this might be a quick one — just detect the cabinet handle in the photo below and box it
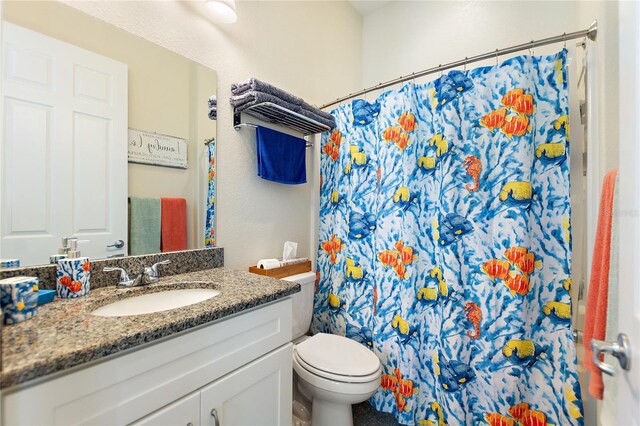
[211,408,220,426]
[187,423,194,426]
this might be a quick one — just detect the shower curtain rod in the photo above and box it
[320,21,597,110]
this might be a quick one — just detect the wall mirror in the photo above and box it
[0,1,217,267]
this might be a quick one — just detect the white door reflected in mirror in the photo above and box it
[1,22,128,266]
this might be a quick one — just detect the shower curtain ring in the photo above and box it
[439,65,443,77]
[495,50,499,66]
[412,72,416,85]
[529,40,534,56]
[563,32,567,49]
[464,57,468,71]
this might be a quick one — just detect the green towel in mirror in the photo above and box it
[129,197,161,255]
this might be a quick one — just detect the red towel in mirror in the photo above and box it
[161,198,187,252]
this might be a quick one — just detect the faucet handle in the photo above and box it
[103,267,136,287]
[147,260,171,279]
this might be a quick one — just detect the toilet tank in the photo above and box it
[282,271,316,340]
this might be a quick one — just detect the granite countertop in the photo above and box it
[1,268,300,389]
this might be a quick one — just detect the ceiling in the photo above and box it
[348,0,395,16]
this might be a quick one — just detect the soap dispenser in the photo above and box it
[50,237,73,264]
[56,239,91,298]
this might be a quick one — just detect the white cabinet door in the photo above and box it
[131,391,200,426]
[1,21,127,265]
[200,344,292,426]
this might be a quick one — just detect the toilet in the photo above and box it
[283,272,382,426]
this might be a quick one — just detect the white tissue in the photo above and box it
[283,241,298,261]
[280,258,308,266]
[257,258,281,270]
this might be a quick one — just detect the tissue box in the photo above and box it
[249,260,311,279]
[0,276,39,324]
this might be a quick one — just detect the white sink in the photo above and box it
[91,288,221,317]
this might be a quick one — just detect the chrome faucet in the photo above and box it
[103,260,172,288]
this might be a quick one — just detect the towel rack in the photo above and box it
[234,120,313,148]
[233,102,330,136]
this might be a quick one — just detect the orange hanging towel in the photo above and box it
[160,197,187,252]
[583,168,618,399]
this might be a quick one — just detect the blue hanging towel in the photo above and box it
[256,126,306,184]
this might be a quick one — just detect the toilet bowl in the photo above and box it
[283,273,382,426]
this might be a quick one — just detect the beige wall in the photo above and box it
[59,1,363,269]
[4,1,217,251]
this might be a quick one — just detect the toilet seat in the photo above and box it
[293,354,381,397]
[294,352,381,383]
[293,333,381,384]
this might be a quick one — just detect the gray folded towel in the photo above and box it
[208,95,217,120]
[299,100,334,122]
[230,91,335,128]
[231,78,335,123]
[231,78,305,106]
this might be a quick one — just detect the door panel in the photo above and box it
[73,112,109,232]
[201,344,292,426]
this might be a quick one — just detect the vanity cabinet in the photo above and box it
[132,344,291,426]
[2,298,293,426]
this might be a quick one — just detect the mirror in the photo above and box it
[0,1,217,267]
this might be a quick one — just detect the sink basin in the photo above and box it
[91,288,221,317]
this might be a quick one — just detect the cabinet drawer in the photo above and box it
[3,298,292,425]
[131,392,200,426]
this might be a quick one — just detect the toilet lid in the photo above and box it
[294,333,380,377]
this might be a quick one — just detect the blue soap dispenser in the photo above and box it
[56,239,91,298]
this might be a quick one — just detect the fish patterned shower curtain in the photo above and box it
[204,139,216,247]
[311,50,583,425]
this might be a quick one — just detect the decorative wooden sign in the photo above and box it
[128,129,188,169]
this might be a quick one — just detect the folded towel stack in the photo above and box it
[208,95,217,120]
[230,78,335,129]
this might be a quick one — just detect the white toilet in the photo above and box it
[283,272,382,426]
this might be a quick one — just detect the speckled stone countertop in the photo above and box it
[1,268,300,389]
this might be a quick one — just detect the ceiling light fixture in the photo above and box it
[205,0,237,24]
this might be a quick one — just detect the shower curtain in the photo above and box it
[204,140,216,247]
[311,50,583,425]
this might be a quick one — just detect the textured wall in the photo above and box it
[63,0,363,269]
[361,1,585,85]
